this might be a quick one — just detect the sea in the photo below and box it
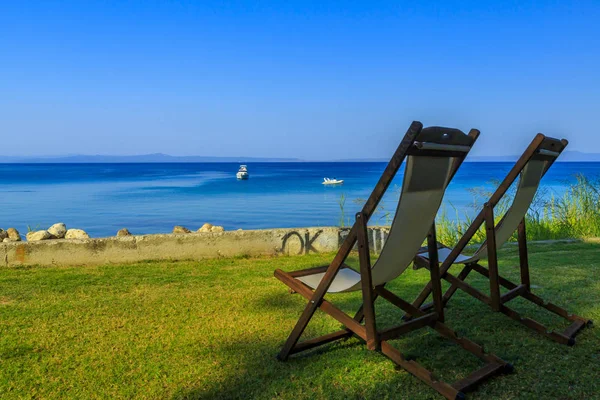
[1,162,598,238]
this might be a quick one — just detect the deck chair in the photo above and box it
[410,133,593,346]
[274,121,512,400]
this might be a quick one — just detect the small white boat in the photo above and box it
[322,177,343,185]
[236,165,249,180]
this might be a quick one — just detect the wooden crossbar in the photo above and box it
[289,329,353,355]
[500,284,527,304]
[453,363,506,393]
[563,320,587,338]
[378,312,438,341]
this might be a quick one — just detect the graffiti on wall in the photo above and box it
[280,230,323,255]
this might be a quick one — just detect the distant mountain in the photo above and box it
[0,153,302,163]
[337,151,600,163]
[468,151,600,162]
[334,158,390,162]
[545,151,600,162]
[1,150,599,163]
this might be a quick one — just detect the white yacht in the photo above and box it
[236,165,249,180]
[322,177,343,185]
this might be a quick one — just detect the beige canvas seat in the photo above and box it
[410,134,592,346]
[298,146,465,293]
[274,121,511,400]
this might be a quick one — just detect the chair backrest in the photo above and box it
[472,137,566,261]
[370,127,476,287]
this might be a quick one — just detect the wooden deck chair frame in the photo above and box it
[409,133,593,346]
[274,121,512,400]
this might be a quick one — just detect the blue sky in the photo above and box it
[1,1,599,160]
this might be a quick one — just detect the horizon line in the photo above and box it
[0,150,599,163]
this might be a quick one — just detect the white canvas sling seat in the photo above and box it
[274,122,513,400]
[410,134,593,347]
[298,139,469,293]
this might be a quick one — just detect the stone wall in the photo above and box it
[0,226,391,268]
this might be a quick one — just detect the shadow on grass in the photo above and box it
[175,282,510,399]
[171,332,489,400]
[174,298,599,399]
[176,243,599,399]
[171,336,365,400]
[0,344,35,360]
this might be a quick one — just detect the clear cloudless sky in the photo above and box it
[1,1,599,160]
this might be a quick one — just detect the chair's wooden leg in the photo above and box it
[291,299,376,356]
[275,258,348,360]
[357,212,379,350]
[484,204,501,312]
[427,223,445,322]
[277,295,325,360]
[517,218,531,290]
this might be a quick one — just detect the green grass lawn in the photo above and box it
[1,241,599,399]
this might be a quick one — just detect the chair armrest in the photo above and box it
[416,241,447,255]
[288,263,353,278]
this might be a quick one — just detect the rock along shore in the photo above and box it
[1,222,228,243]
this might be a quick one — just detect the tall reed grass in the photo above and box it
[437,174,600,246]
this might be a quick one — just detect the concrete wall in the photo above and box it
[0,227,392,268]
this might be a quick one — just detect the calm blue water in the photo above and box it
[0,162,598,238]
